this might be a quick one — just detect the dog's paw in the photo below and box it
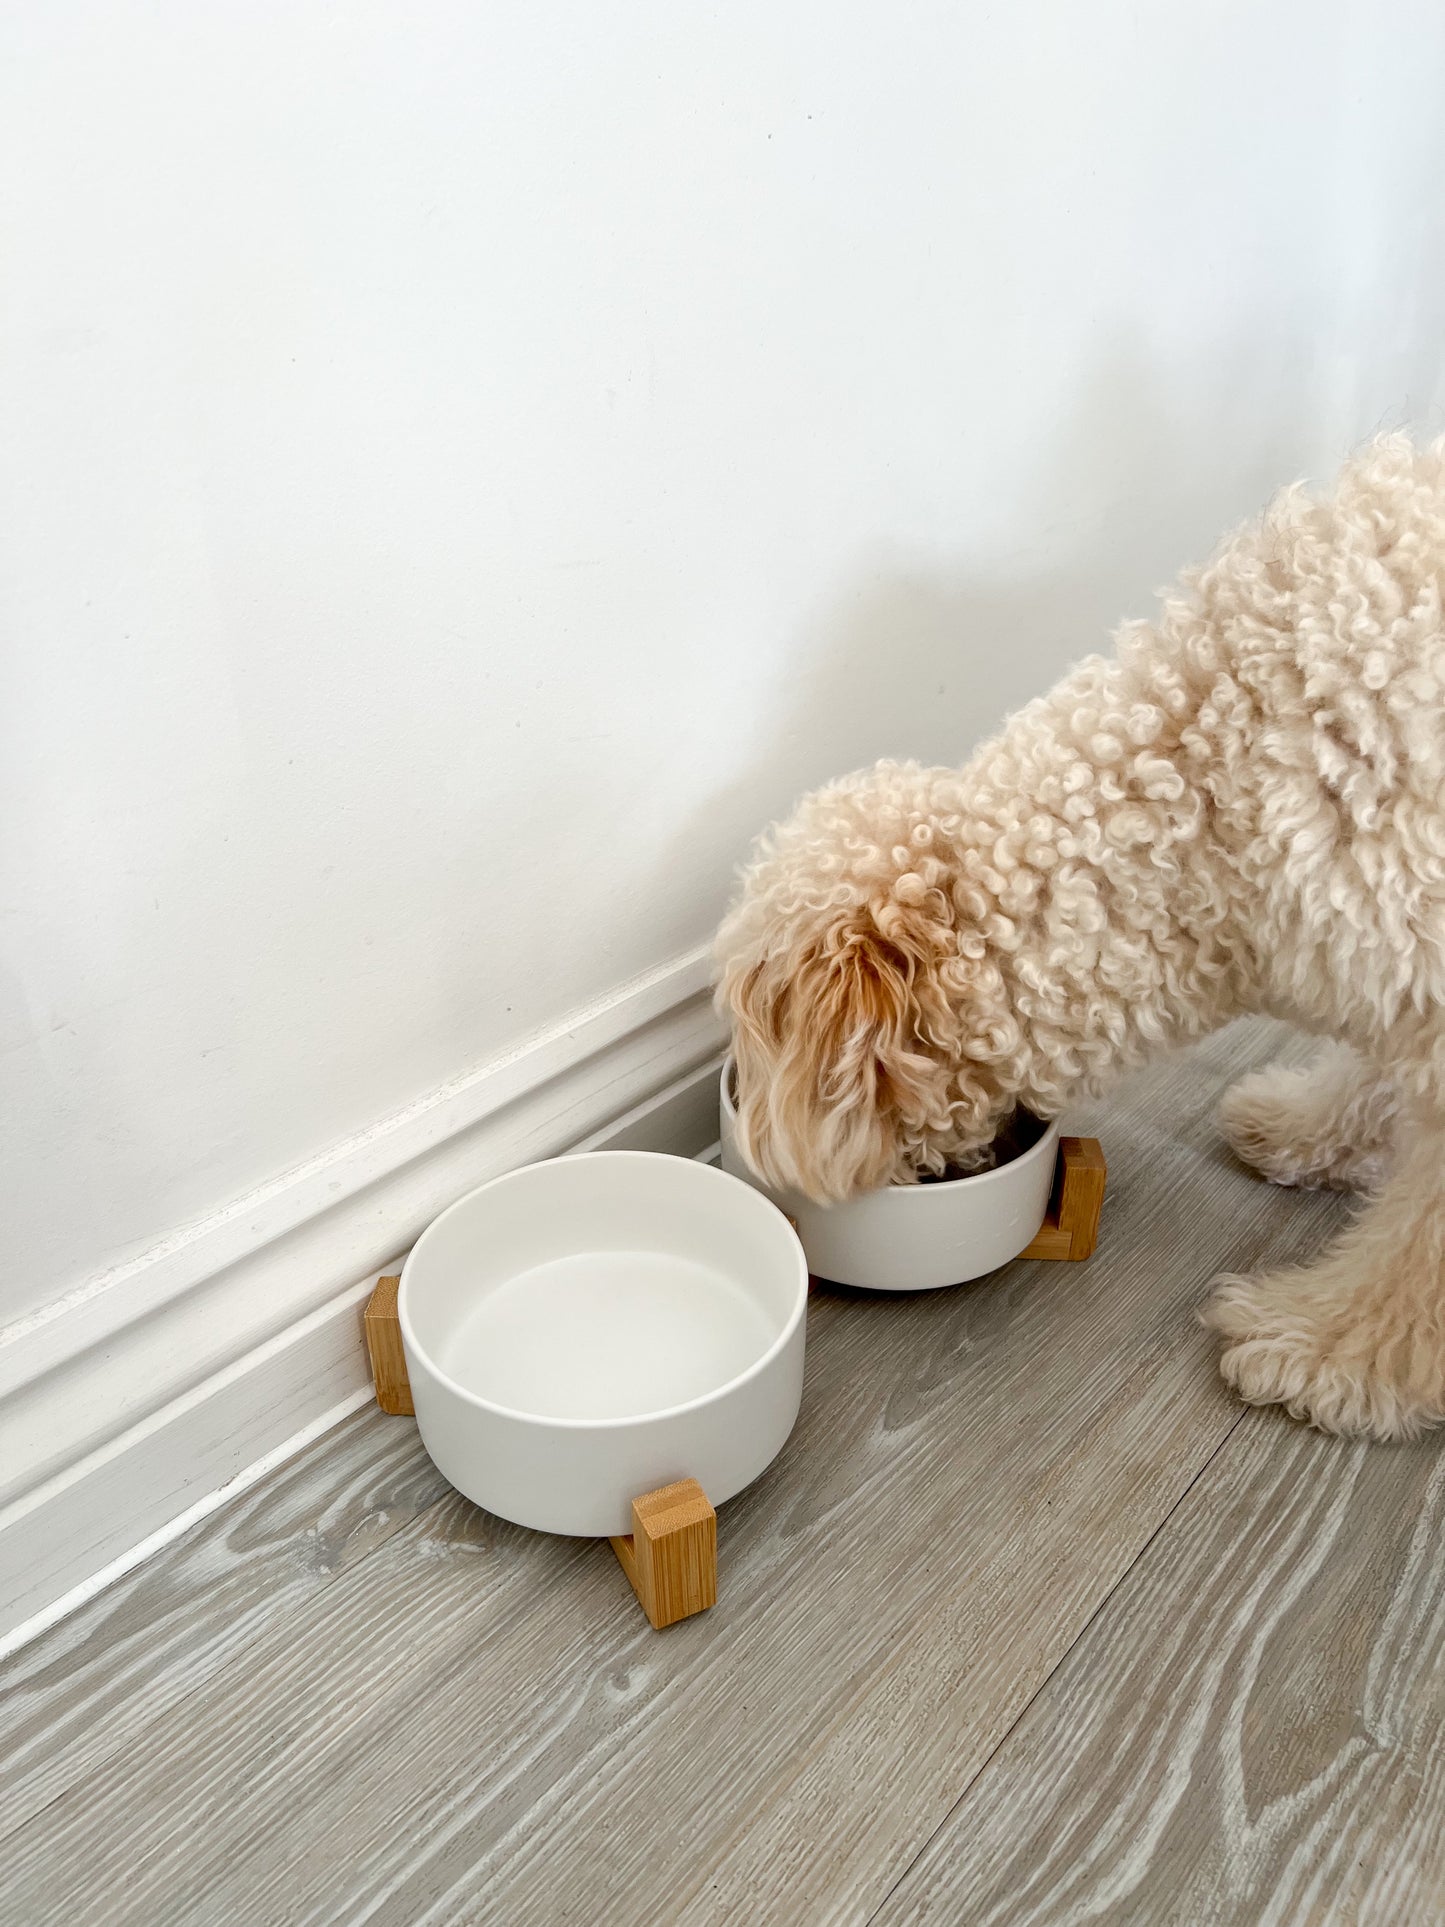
[1204,1270,1443,1441]
[1218,1065,1388,1194]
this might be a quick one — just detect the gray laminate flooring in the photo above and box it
[5,1022,1443,1926]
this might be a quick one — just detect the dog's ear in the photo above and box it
[725,903,955,1201]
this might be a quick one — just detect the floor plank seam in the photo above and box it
[0,1434,456,1853]
[862,1404,1253,1926]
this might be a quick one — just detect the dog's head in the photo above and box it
[715,762,1009,1201]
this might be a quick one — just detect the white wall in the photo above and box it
[4,0,1444,1326]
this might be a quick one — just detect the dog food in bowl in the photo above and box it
[918,1108,1048,1181]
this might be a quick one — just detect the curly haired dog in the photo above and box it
[716,434,1445,1441]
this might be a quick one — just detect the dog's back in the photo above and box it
[1172,435,1445,1045]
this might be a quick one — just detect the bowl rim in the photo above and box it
[719,1054,1060,1195]
[397,1149,809,1432]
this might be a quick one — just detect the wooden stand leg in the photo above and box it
[364,1275,414,1415]
[610,1480,717,1630]
[1020,1137,1107,1261]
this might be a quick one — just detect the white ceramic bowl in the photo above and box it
[398,1150,808,1537]
[720,1059,1060,1291]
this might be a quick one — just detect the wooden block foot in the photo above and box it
[364,1274,414,1415]
[1021,1136,1107,1262]
[610,1479,717,1629]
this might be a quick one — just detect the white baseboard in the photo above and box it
[0,949,726,1653]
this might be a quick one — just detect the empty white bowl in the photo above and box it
[720,1059,1060,1291]
[398,1150,808,1536]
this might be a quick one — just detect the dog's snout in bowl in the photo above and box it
[719,1057,1059,1291]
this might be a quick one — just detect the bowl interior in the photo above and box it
[401,1152,804,1425]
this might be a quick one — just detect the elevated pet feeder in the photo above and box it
[365,1151,807,1628]
[365,1107,1106,1629]
[719,1058,1105,1289]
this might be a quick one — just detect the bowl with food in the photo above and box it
[719,1057,1063,1290]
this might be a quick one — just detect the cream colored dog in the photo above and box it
[717,435,1445,1441]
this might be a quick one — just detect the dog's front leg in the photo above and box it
[1218,1041,1398,1194]
[1204,1113,1445,1440]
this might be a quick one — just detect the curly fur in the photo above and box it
[1216,1043,1399,1196]
[716,434,1445,1439]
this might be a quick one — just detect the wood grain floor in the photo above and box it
[5,1022,1441,1927]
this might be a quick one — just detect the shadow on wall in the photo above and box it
[665,331,1434,939]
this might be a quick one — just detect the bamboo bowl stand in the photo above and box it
[364,1134,1105,1630]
